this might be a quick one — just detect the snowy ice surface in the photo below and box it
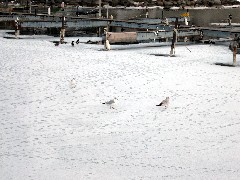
[0,30,240,180]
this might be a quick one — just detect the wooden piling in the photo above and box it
[14,17,20,39]
[60,16,65,44]
[233,46,237,65]
[170,18,179,56]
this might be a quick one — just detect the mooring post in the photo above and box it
[170,18,178,56]
[233,33,239,65]
[146,6,149,18]
[14,17,20,39]
[98,0,102,37]
[106,3,109,18]
[228,14,232,26]
[60,16,65,44]
[48,6,51,15]
[104,28,107,49]
[99,0,102,18]
[29,0,31,13]
[233,46,237,65]
[104,27,111,50]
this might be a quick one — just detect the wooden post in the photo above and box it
[60,16,65,44]
[5,0,8,7]
[146,6,149,18]
[29,0,31,13]
[99,0,102,18]
[228,14,232,26]
[14,17,20,39]
[233,33,238,65]
[98,0,102,36]
[233,46,237,65]
[106,4,109,19]
[170,19,178,56]
[104,28,107,49]
[48,7,51,15]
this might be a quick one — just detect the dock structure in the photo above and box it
[200,27,240,39]
[104,28,200,44]
[0,13,190,31]
[0,12,199,41]
[2,12,240,43]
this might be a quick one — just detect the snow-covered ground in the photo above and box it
[0,30,240,180]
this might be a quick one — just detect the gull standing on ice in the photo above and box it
[156,97,169,107]
[102,97,118,109]
[69,78,76,89]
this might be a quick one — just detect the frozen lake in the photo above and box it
[1,30,240,180]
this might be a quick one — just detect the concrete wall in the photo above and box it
[107,7,240,26]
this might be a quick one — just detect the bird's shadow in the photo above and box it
[151,53,177,57]
[214,62,239,67]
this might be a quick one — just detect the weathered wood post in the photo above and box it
[233,34,239,66]
[48,6,51,15]
[98,0,102,37]
[228,14,232,26]
[233,46,237,65]
[146,6,149,18]
[106,3,109,19]
[104,28,111,50]
[99,0,102,18]
[60,16,65,44]
[5,0,8,7]
[28,0,32,13]
[170,18,178,56]
[14,17,20,39]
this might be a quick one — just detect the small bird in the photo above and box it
[102,97,118,109]
[156,97,169,107]
[69,78,76,89]
[76,39,80,44]
[71,41,74,47]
